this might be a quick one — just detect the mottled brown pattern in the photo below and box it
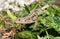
[15,4,49,24]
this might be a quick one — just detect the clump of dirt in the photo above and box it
[0,27,17,39]
[53,0,60,6]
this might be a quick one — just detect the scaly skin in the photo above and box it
[15,4,49,24]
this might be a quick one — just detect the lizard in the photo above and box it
[15,4,49,24]
[15,0,56,24]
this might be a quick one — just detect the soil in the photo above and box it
[53,0,60,6]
